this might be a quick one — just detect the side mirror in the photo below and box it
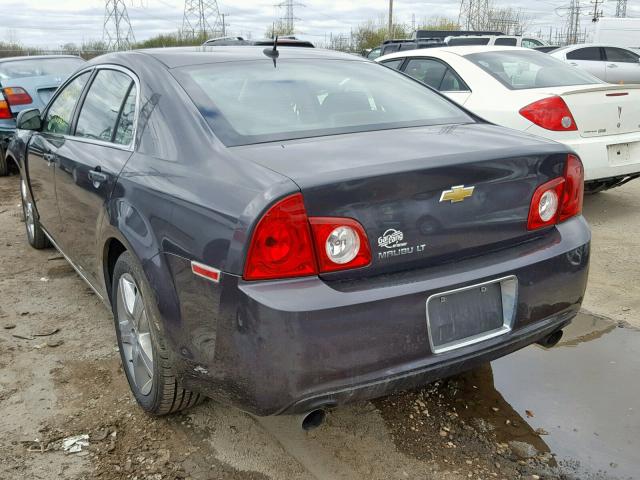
[16,108,42,131]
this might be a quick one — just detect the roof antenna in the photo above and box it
[263,35,279,67]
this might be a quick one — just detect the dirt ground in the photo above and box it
[0,173,638,480]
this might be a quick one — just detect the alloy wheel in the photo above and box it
[116,273,154,396]
[21,180,35,240]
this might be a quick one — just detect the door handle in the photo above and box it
[88,169,108,185]
[43,153,56,166]
[607,63,618,68]
[569,62,578,67]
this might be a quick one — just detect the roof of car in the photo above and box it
[123,46,361,68]
[377,45,532,61]
[0,55,84,63]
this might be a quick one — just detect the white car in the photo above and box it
[550,44,640,85]
[377,46,640,191]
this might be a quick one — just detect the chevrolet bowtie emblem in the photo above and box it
[440,185,475,203]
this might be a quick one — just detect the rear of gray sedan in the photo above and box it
[162,50,591,416]
[0,55,84,171]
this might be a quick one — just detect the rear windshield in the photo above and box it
[0,58,85,81]
[174,59,474,146]
[466,50,601,90]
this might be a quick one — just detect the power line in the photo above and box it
[182,0,221,38]
[103,0,136,51]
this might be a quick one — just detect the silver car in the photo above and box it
[551,44,640,84]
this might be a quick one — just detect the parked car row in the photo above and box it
[0,44,592,427]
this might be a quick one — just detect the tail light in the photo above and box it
[519,96,577,132]
[244,193,371,281]
[2,87,32,106]
[309,218,371,273]
[0,98,11,119]
[527,154,584,231]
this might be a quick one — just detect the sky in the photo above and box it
[1,0,638,48]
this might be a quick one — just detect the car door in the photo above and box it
[26,71,92,240]
[603,47,640,84]
[565,47,606,80]
[402,57,472,105]
[54,67,137,285]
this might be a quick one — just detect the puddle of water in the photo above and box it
[487,312,640,479]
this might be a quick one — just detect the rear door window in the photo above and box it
[380,59,404,70]
[43,72,91,135]
[75,69,135,145]
[604,47,639,63]
[566,47,603,61]
[403,58,469,92]
[522,38,543,48]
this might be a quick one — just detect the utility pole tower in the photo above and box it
[276,0,304,34]
[103,0,136,51]
[182,0,222,39]
[565,0,581,45]
[591,0,604,22]
[458,0,491,31]
[616,0,628,17]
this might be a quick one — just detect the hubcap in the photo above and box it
[21,180,35,239]
[116,273,154,396]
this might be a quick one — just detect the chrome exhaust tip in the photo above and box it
[300,409,326,431]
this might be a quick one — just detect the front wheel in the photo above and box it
[111,251,202,415]
[20,178,49,249]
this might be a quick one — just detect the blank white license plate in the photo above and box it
[608,143,637,166]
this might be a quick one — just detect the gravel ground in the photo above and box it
[0,173,638,480]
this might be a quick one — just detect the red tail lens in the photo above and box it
[309,218,371,273]
[559,154,584,222]
[0,99,11,119]
[3,87,32,106]
[519,96,577,131]
[244,193,318,281]
[527,154,584,231]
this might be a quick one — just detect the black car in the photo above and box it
[8,46,590,425]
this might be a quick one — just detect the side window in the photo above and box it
[381,59,404,70]
[43,72,91,135]
[567,47,602,61]
[522,38,542,48]
[75,69,134,144]
[495,37,517,46]
[114,87,136,146]
[404,58,447,89]
[440,68,469,92]
[604,47,639,63]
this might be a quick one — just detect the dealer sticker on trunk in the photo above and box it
[377,229,426,260]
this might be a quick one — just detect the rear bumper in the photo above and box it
[165,217,590,416]
[563,131,640,181]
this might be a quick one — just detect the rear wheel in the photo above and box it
[111,251,202,415]
[20,178,49,249]
[0,148,8,177]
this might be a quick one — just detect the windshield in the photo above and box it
[0,58,85,82]
[175,59,474,146]
[466,50,601,90]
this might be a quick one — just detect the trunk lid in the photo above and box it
[557,84,640,138]
[234,124,569,277]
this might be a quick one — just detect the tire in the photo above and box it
[20,178,50,249]
[0,148,8,177]
[111,251,202,415]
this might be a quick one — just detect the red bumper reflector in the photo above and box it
[191,261,220,283]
